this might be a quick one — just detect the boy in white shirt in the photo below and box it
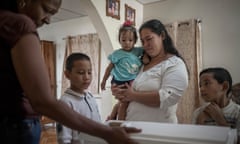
[57,53,101,144]
[192,67,240,144]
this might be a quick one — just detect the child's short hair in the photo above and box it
[200,67,232,95]
[65,53,90,71]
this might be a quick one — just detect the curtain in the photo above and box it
[61,33,100,95]
[165,23,176,46]
[196,20,203,107]
[165,19,202,124]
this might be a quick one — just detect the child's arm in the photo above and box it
[106,102,120,121]
[101,63,114,90]
[117,102,129,120]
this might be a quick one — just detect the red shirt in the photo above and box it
[0,10,40,119]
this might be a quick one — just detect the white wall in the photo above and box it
[143,0,240,83]
[91,0,143,50]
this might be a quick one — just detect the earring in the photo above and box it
[19,1,26,8]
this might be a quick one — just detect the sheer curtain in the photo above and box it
[165,19,202,123]
[61,33,100,95]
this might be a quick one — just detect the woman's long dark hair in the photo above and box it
[139,19,189,76]
[139,19,182,59]
[0,0,18,12]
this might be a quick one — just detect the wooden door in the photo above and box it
[40,40,56,127]
[41,40,56,97]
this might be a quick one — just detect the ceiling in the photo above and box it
[51,0,87,23]
[51,0,165,23]
[136,0,165,4]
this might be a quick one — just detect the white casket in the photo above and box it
[79,120,237,144]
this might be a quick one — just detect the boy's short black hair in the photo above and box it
[200,67,232,95]
[65,53,90,71]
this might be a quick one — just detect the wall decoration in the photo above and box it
[125,4,136,25]
[106,0,120,20]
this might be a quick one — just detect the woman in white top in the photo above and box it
[112,19,189,123]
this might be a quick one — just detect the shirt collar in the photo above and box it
[64,88,87,98]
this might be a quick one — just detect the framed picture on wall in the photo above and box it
[106,0,120,20]
[125,4,136,25]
